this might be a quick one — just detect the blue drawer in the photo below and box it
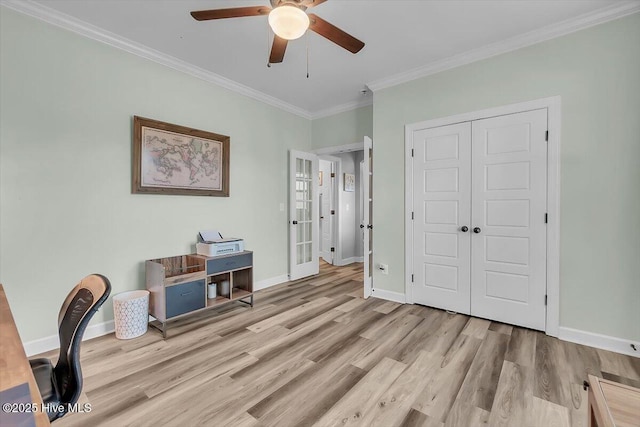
[206,252,252,275]
[165,279,205,318]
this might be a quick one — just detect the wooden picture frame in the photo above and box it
[132,116,229,197]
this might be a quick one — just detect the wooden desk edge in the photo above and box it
[0,284,51,426]
[587,374,640,427]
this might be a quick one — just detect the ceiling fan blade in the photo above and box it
[269,36,288,63]
[191,7,271,21]
[301,0,328,8]
[307,14,364,54]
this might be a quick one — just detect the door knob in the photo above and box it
[473,227,481,233]
[292,220,298,225]
[367,224,373,230]
[460,226,469,232]
[360,224,365,229]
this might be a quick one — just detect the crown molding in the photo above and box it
[0,0,314,120]
[310,97,373,120]
[367,2,640,92]
[4,1,638,118]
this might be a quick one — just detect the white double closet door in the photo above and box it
[412,109,548,331]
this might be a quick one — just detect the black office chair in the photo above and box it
[29,274,111,422]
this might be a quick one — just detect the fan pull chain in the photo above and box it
[306,31,309,78]
[267,20,271,68]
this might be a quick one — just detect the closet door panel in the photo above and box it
[412,122,471,314]
[470,109,548,331]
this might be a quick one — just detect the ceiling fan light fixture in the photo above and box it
[268,5,309,40]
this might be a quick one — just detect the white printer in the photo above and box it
[196,230,244,257]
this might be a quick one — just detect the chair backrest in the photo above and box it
[54,274,111,407]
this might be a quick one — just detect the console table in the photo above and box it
[146,251,253,338]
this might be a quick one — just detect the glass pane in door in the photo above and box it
[294,159,313,266]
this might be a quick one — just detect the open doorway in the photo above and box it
[313,138,373,297]
[318,151,364,267]
[289,139,372,296]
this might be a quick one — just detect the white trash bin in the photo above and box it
[113,290,149,339]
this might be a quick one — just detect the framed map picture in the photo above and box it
[132,116,230,197]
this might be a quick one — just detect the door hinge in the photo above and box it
[411,212,414,220]
[331,210,335,215]
[545,295,548,306]
[545,130,549,141]
[330,247,335,252]
[545,213,548,223]
[330,172,335,178]
[411,149,414,157]
[411,274,414,283]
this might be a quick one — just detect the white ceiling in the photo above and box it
[8,0,640,117]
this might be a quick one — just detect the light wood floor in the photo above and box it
[40,262,640,427]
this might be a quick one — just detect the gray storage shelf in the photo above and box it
[146,251,253,338]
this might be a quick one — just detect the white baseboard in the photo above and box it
[24,320,115,357]
[371,288,406,304]
[254,274,289,291]
[335,257,364,267]
[24,274,290,356]
[558,326,640,358]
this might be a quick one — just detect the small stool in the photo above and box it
[113,290,149,339]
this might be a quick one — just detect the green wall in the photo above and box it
[2,6,638,345]
[312,105,373,149]
[0,8,311,342]
[372,13,640,340]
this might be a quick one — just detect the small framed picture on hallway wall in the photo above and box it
[344,173,355,192]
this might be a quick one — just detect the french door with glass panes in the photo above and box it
[289,150,319,280]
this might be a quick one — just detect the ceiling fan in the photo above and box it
[190,0,365,64]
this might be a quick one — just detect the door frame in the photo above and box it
[404,96,561,337]
[318,155,341,265]
[289,150,320,281]
[314,144,360,267]
[314,141,371,294]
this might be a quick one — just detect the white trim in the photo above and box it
[363,136,373,299]
[367,4,640,92]
[335,256,364,266]
[405,124,415,305]
[311,98,373,120]
[23,273,291,356]
[559,327,640,359]
[371,288,406,304]
[3,1,637,119]
[319,155,342,266]
[0,0,312,120]
[404,96,561,337]
[254,274,289,292]
[24,319,115,357]
[313,142,365,155]
[545,98,562,337]
[334,159,343,266]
